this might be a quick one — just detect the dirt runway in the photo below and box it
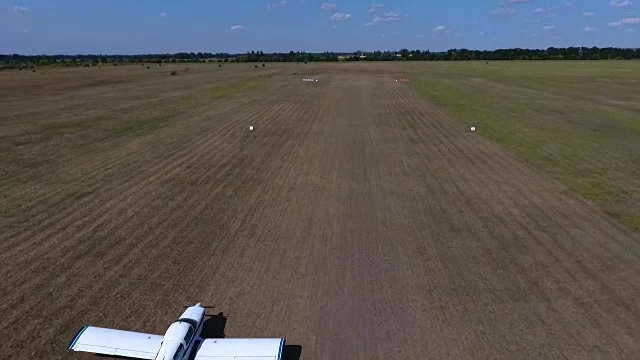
[1,64,640,359]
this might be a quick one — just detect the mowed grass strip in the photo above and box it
[207,80,263,99]
[110,80,265,136]
[409,61,640,232]
[0,65,268,221]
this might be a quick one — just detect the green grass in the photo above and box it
[111,79,265,136]
[207,80,263,100]
[111,118,161,135]
[409,61,640,232]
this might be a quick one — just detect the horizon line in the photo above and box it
[3,46,640,57]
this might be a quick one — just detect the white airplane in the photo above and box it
[68,303,285,360]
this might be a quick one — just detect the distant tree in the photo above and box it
[1,47,640,70]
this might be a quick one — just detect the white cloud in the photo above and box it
[491,7,515,15]
[610,0,632,8]
[364,10,402,26]
[606,15,639,28]
[382,12,401,21]
[433,25,445,31]
[583,12,595,17]
[321,3,336,11]
[159,12,167,18]
[11,5,28,12]
[533,7,546,13]
[510,0,532,2]
[331,12,351,20]
[230,25,244,30]
[564,2,575,7]
[479,31,485,35]
[547,13,557,17]
[267,0,288,10]
[584,26,596,31]
[543,24,555,30]
[368,3,383,13]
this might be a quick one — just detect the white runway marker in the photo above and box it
[470,126,476,132]
[249,126,254,131]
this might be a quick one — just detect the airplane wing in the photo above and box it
[68,326,163,359]
[194,338,285,360]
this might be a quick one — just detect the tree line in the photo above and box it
[2,47,639,70]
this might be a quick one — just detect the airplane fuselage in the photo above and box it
[153,303,206,360]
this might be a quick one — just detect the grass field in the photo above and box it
[1,62,640,359]
[407,61,640,231]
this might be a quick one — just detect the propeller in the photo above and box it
[182,304,215,308]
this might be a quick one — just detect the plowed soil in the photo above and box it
[2,63,640,359]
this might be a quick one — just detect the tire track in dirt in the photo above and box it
[1,69,280,216]
[0,90,292,318]
[0,86,288,302]
[0,86,264,242]
[0,81,287,266]
[401,84,640,298]
[0,100,248,244]
[0,69,257,192]
[377,77,640,358]
[367,75,488,358]
[0,78,322,358]
[413,114,597,357]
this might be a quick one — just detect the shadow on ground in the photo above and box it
[200,312,227,338]
[281,344,303,360]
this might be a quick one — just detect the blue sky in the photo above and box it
[1,0,638,54]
